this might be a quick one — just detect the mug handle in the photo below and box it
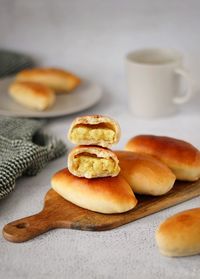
[173,68,194,104]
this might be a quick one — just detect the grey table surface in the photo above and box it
[0,1,200,278]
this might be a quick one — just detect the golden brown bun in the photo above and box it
[68,145,120,178]
[51,168,137,214]
[125,135,200,181]
[156,208,200,257]
[115,151,176,196]
[68,115,121,147]
[16,67,81,93]
[9,81,55,111]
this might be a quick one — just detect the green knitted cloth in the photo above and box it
[0,49,33,78]
[0,117,66,199]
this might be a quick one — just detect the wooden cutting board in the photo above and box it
[3,179,200,243]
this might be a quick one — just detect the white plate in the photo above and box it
[0,77,102,118]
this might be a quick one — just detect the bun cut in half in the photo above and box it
[9,81,55,111]
[68,145,120,179]
[115,151,176,196]
[68,115,120,147]
[51,168,137,214]
[156,208,200,257]
[125,135,200,181]
[16,67,81,93]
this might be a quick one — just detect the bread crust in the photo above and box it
[156,208,200,257]
[125,135,200,181]
[16,67,81,93]
[9,81,55,111]
[68,145,120,178]
[67,114,121,147]
[51,168,137,214]
[115,151,175,196]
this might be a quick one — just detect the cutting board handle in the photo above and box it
[3,210,52,243]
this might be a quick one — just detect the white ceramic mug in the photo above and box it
[125,48,193,117]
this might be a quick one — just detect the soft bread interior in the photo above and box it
[72,153,119,178]
[70,123,116,144]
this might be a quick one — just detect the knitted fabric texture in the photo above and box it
[0,117,66,199]
[0,49,33,78]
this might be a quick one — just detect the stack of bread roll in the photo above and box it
[67,115,121,178]
[8,67,81,111]
[51,115,138,214]
[51,115,200,256]
[51,115,188,213]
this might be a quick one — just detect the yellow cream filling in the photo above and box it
[71,126,115,143]
[73,155,118,177]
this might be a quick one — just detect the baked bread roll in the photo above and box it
[115,151,176,196]
[68,145,120,178]
[156,208,200,257]
[68,115,120,147]
[9,81,55,111]
[16,67,81,93]
[125,135,200,181]
[51,168,137,214]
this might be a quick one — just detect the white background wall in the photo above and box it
[1,0,200,106]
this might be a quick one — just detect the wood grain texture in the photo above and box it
[3,179,200,243]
